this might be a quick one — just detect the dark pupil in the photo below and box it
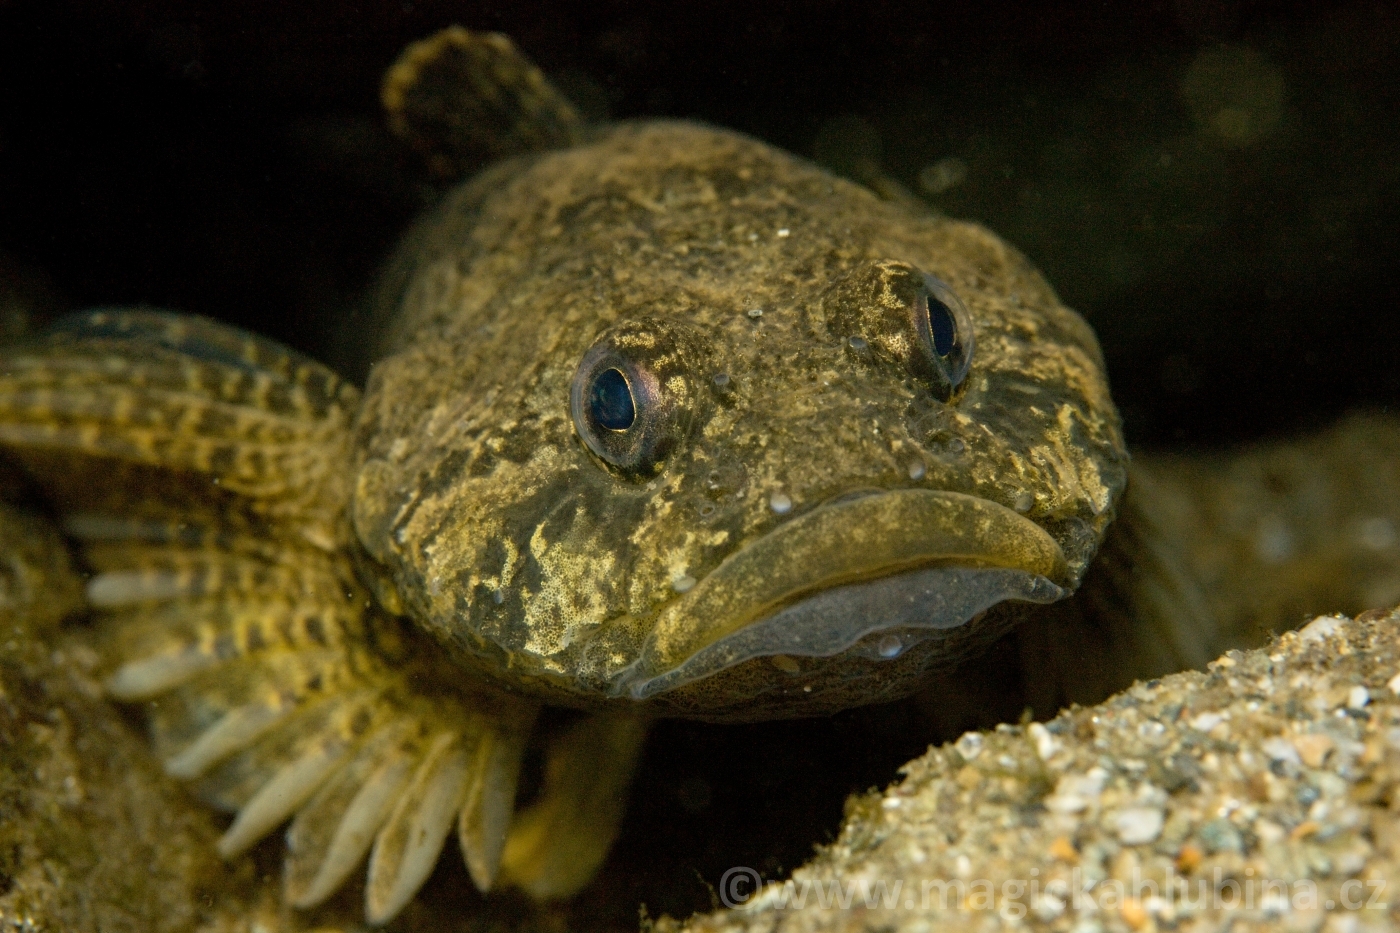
[927,296,958,358]
[590,367,636,430]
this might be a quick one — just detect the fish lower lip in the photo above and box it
[611,488,1071,699]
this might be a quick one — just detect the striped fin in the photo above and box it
[84,507,541,925]
[0,308,359,548]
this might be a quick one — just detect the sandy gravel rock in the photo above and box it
[0,500,277,933]
[667,610,1400,933]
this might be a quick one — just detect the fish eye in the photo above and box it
[570,320,706,477]
[589,368,636,430]
[818,260,977,403]
[914,274,975,394]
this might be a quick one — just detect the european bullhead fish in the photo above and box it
[2,26,1397,926]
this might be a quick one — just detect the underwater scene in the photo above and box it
[1,2,1399,932]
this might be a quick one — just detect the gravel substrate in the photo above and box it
[664,611,1400,933]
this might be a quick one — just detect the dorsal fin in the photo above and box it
[382,26,584,180]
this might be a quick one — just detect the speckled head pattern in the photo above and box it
[353,120,1129,720]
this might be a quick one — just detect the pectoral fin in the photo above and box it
[0,308,543,925]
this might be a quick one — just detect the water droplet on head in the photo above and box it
[769,491,793,515]
[768,654,800,674]
[948,438,967,455]
[712,372,731,389]
[847,335,868,352]
[698,502,717,519]
[907,459,927,481]
[876,634,904,659]
[492,588,505,605]
[1014,490,1034,513]
[671,574,697,594]
[747,308,764,319]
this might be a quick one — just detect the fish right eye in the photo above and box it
[820,259,976,402]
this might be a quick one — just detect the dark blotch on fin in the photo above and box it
[382,26,584,180]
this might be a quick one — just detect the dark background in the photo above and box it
[2,1,1397,927]
[2,0,1398,448]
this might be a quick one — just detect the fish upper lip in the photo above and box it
[610,488,1070,695]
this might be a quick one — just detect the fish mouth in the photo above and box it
[611,489,1070,700]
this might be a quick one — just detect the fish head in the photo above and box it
[351,121,1128,719]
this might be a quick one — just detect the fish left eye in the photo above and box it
[570,320,706,477]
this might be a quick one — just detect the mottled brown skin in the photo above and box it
[4,30,1400,923]
[353,120,1127,719]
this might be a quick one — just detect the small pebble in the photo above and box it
[1189,712,1225,732]
[1262,736,1300,765]
[1028,722,1061,761]
[1198,817,1243,853]
[1035,891,1067,921]
[1119,899,1148,930]
[1175,843,1203,872]
[1388,671,1400,695]
[1113,807,1164,845]
[1298,614,1344,643]
[1347,685,1370,708]
[1048,835,1078,862]
[1293,733,1334,768]
[1045,770,1107,813]
[776,228,791,237]
[954,732,984,761]
[1289,819,1321,841]
[747,308,764,319]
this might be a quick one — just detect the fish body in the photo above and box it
[1,25,1396,926]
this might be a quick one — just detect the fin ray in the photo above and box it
[284,719,420,909]
[365,731,471,924]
